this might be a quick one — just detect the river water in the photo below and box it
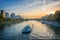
[0,20,60,40]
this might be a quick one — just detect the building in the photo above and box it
[5,12,9,18]
[16,15,22,19]
[0,10,5,17]
[10,13,15,18]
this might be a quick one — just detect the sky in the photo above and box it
[0,0,60,18]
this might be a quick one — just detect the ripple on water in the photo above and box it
[0,20,58,40]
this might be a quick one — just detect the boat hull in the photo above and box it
[22,25,32,34]
[22,31,31,34]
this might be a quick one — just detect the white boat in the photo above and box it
[22,24,33,34]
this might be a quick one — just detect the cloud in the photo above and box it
[4,0,43,13]
[2,0,60,15]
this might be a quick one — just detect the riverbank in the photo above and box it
[40,20,60,27]
[0,21,23,25]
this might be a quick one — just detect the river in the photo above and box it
[0,20,60,40]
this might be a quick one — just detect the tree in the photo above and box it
[0,14,4,19]
[0,13,5,22]
[54,10,60,22]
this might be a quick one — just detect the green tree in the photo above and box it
[54,10,60,22]
[0,14,4,19]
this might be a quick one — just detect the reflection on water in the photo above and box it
[0,24,6,31]
[0,20,60,40]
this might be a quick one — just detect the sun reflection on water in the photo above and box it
[26,20,55,39]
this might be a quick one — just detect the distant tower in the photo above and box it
[10,13,15,18]
[1,10,5,17]
[5,12,9,18]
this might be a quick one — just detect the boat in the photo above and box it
[22,25,33,34]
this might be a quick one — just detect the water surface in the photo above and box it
[0,20,60,40]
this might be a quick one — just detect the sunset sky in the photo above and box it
[0,0,60,18]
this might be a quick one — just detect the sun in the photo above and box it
[50,11,55,14]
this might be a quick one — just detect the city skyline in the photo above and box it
[0,10,22,19]
[0,0,60,18]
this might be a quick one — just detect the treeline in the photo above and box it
[41,10,60,22]
[0,14,21,23]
